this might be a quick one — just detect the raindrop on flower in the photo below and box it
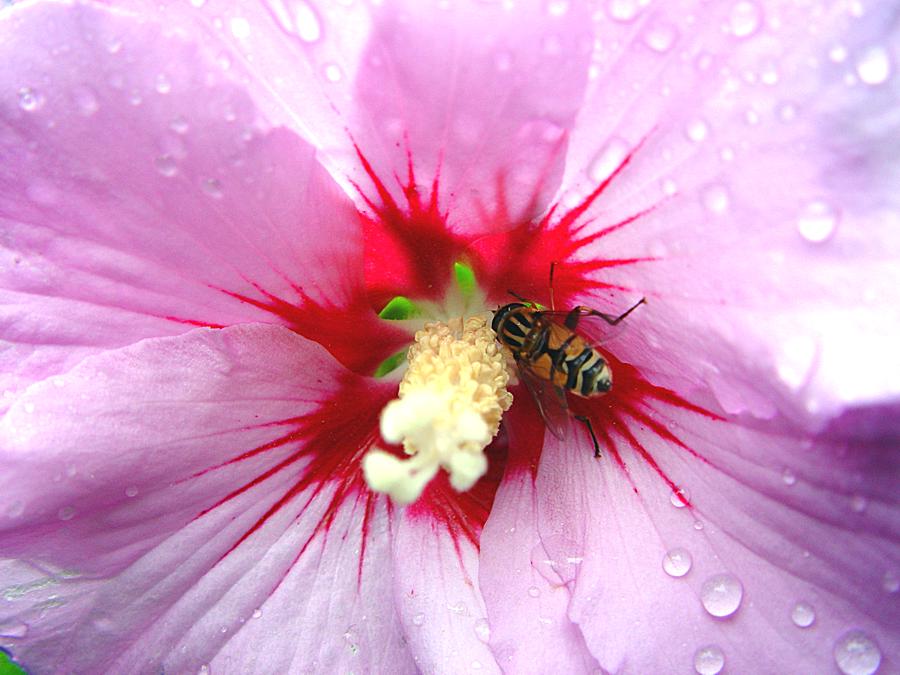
[833,630,881,675]
[412,612,425,626]
[18,87,43,112]
[23,401,35,414]
[545,0,569,17]
[882,570,899,594]
[670,487,690,507]
[527,586,541,598]
[829,44,848,63]
[251,608,263,619]
[73,85,99,116]
[323,63,343,82]
[700,573,743,617]
[155,73,172,94]
[268,0,322,42]
[606,0,643,23]
[589,137,629,183]
[643,22,677,53]
[530,536,584,585]
[202,178,223,198]
[781,468,797,485]
[662,547,693,577]
[855,46,892,85]
[0,621,29,639]
[58,506,76,521]
[850,494,868,513]
[790,601,815,628]
[448,601,467,615]
[693,644,725,675]
[494,50,513,72]
[190,0,206,6]
[473,618,491,643]
[229,17,251,40]
[471,660,483,670]
[128,90,143,106]
[685,118,709,142]
[155,155,178,178]
[729,1,761,39]
[124,486,139,498]
[661,178,678,196]
[169,116,190,134]
[796,199,839,243]
[198,665,210,675]
[702,184,731,214]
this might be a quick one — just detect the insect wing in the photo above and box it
[518,364,570,441]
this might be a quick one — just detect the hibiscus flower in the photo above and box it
[1,1,897,674]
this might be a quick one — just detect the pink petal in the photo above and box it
[545,1,900,425]
[0,324,412,672]
[0,1,403,405]
[535,390,898,673]
[392,512,499,674]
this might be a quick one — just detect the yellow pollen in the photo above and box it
[362,314,513,504]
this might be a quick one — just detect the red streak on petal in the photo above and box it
[162,316,226,329]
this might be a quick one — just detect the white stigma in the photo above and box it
[363,314,513,504]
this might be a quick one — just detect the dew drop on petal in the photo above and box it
[58,506,76,521]
[782,468,797,485]
[606,0,643,23]
[473,618,491,643]
[251,608,263,619]
[18,87,43,112]
[268,0,322,42]
[124,486,139,498]
[229,16,251,40]
[850,494,868,513]
[155,73,172,94]
[882,570,899,594]
[527,586,541,598]
[702,185,731,214]
[23,402,35,414]
[155,155,178,177]
[589,137,629,183]
[198,665,210,675]
[797,199,839,243]
[322,63,343,82]
[169,116,190,134]
[662,547,693,577]
[661,178,678,196]
[644,22,678,53]
[729,1,761,38]
[694,644,725,675]
[685,118,709,142]
[412,612,425,626]
[700,573,743,617]
[670,487,690,508]
[73,86,99,116]
[545,0,569,17]
[855,46,892,85]
[202,178,223,198]
[0,621,29,639]
[834,630,881,675]
[791,601,816,628]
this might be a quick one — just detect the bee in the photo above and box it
[491,264,645,457]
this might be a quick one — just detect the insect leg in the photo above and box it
[549,261,557,311]
[565,297,647,329]
[574,415,602,458]
[507,289,529,303]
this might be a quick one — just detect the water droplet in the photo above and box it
[202,178,223,198]
[58,506,76,521]
[190,0,207,7]
[124,486,139,498]
[530,537,583,585]
[527,586,541,598]
[73,86,99,116]
[744,108,760,125]
[23,402,35,414]
[782,468,797,485]
[323,63,343,82]
[448,601,467,615]
[198,665,210,675]
[412,612,425,626]
[791,601,815,628]
[855,46,892,85]
[834,630,881,675]
[661,178,678,196]
[169,116,190,134]
[644,22,678,53]
[702,185,731,214]
[268,0,322,42]
[18,87,43,112]
[729,1,761,38]
[685,118,709,142]
[606,0,643,22]
[829,44,848,63]
[546,0,569,16]
[882,570,899,593]
[662,547,693,577]
[850,494,868,513]
[155,73,172,94]
[7,500,25,518]
[777,102,797,123]
[229,16,251,40]
[589,137,629,183]
[251,608,263,619]
[694,644,725,675]
[670,487,690,508]
[700,573,743,617]
[155,155,178,178]
[128,90,143,106]
[0,620,29,639]
[494,51,513,72]
[471,660,483,670]
[473,618,491,643]
[796,199,839,243]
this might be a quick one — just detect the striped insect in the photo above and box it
[491,264,645,456]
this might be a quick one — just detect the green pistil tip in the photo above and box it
[378,296,419,320]
[454,262,476,298]
[374,349,408,378]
